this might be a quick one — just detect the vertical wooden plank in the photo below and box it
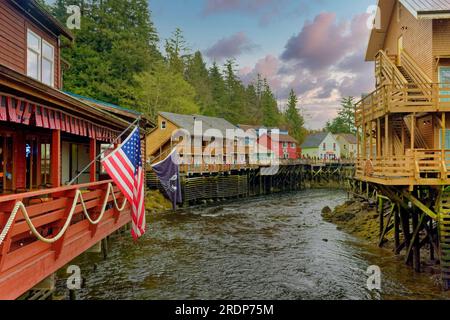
[411,113,415,151]
[377,118,381,158]
[385,115,389,157]
[90,138,97,183]
[14,132,26,191]
[51,130,61,188]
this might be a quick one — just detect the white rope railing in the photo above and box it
[0,183,127,245]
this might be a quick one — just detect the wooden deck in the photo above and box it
[356,150,450,186]
[0,180,130,300]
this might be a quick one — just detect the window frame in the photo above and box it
[26,29,55,87]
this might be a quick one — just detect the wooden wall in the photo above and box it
[383,1,433,79]
[433,19,450,82]
[146,115,179,159]
[0,0,61,88]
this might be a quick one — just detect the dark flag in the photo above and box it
[151,149,182,210]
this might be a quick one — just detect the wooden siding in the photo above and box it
[433,19,450,82]
[417,115,434,149]
[383,2,433,79]
[0,0,60,89]
[146,115,179,159]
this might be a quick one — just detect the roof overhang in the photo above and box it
[10,0,74,41]
[365,0,396,61]
[366,0,450,61]
[0,65,129,131]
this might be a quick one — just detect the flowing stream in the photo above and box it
[60,189,450,300]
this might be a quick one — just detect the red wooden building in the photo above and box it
[258,133,299,160]
[0,0,150,299]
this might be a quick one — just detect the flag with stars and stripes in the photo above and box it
[101,127,146,239]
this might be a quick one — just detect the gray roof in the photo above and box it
[400,0,450,17]
[301,132,329,149]
[160,112,238,136]
[337,133,358,144]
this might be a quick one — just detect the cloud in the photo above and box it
[239,12,375,129]
[281,12,368,72]
[205,32,258,62]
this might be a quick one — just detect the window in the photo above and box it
[333,143,336,151]
[161,121,167,129]
[290,143,296,148]
[40,143,51,185]
[323,143,326,151]
[27,30,54,87]
[283,142,288,148]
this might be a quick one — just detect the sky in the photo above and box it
[47,0,377,129]
[150,0,376,129]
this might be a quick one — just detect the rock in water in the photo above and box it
[322,206,332,214]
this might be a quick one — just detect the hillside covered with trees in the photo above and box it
[49,0,306,143]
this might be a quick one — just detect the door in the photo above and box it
[439,67,450,102]
[397,36,403,65]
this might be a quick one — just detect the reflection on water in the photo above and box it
[64,189,450,300]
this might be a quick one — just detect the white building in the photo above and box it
[335,133,358,159]
[301,132,340,160]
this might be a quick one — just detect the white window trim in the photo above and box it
[27,29,55,87]
[42,39,55,87]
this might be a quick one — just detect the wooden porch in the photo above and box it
[0,180,130,300]
[356,150,450,186]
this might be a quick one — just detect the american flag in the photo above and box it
[101,127,146,239]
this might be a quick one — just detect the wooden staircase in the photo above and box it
[438,187,450,289]
[397,66,414,84]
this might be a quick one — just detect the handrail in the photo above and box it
[375,50,408,86]
[0,179,115,203]
[400,50,432,84]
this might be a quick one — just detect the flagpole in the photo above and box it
[68,116,142,186]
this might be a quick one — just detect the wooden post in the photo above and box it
[90,138,97,183]
[377,118,381,158]
[411,113,415,150]
[442,112,446,155]
[412,210,421,272]
[385,115,389,157]
[394,206,400,254]
[51,130,61,188]
[369,121,374,160]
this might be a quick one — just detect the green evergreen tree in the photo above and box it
[185,51,214,114]
[326,97,356,134]
[52,0,160,109]
[261,79,281,127]
[207,62,226,117]
[285,89,306,143]
[165,27,190,75]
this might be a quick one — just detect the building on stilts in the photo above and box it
[356,0,450,288]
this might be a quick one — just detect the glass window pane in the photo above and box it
[27,50,39,79]
[42,58,53,86]
[42,42,53,60]
[27,31,40,51]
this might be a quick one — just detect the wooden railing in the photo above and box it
[375,50,408,87]
[356,150,450,184]
[356,83,450,126]
[400,50,433,88]
[356,155,414,179]
[0,180,131,300]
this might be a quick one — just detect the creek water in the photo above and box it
[61,189,450,300]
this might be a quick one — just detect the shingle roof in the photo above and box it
[161,112,238,136]
[337,133,358,144]
[301,132,329,148]
[400,0,450,16]
[279,134,298,143]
